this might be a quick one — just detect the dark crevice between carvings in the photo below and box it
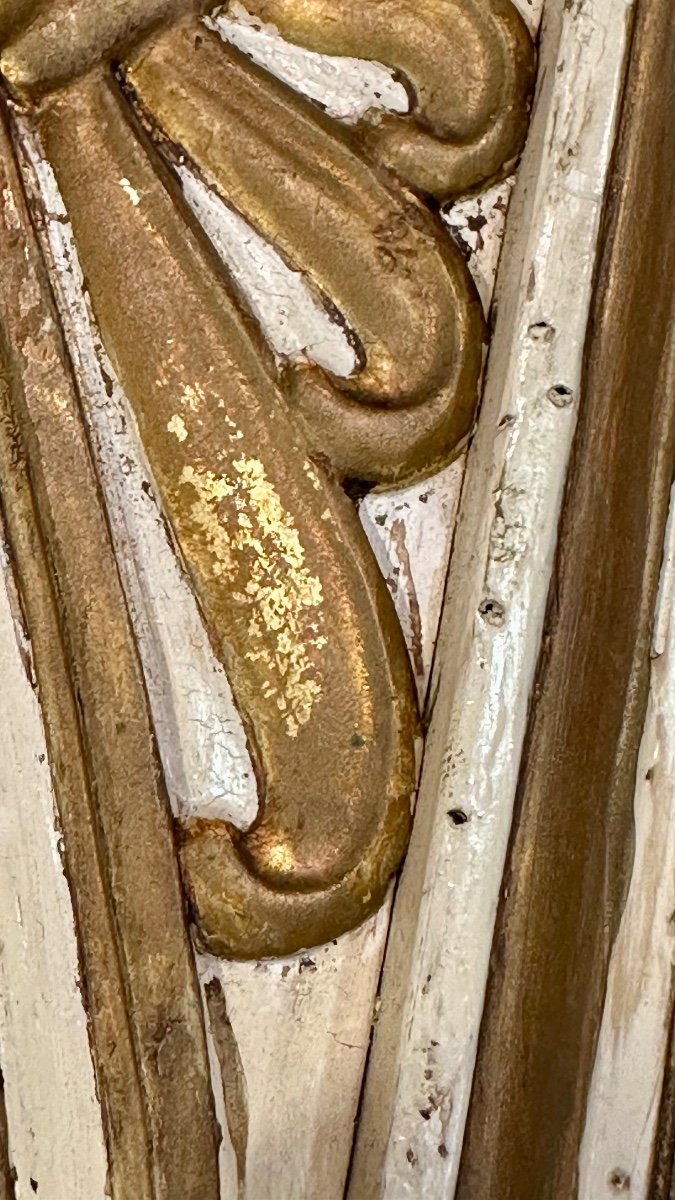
[204,978,249,1199]
[0,1068,16,1200]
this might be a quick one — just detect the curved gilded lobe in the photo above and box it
[36,72,417,960]
[3,0,535,197]
[231,0,536,199]
[0,0,201,94]
[128,20,485,485]
[0,106,219,1197]
[0,0,531,961]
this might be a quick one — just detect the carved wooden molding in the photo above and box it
[0,1,535,1195]
[458,2,675,1194]
[3,2,673,1198]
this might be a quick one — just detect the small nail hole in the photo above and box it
[528,320,555,343]
[607,1167,630,1193]
[447,809,469,826]
[479,598,505,626]
[547,383,574,408]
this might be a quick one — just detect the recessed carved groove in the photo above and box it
[204,978,249,1195]
[0,106,219,1198]
[126,19,485,484]
[223,0,536,199]
[0,1068,14,1200]
[35,71,417,959]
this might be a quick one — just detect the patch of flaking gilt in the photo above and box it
[180,456,324,737]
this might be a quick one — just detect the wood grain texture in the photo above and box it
[577,493,675,1199]
[456,2,675,1196]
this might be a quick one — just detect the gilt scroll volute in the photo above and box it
[0,0,533,1190]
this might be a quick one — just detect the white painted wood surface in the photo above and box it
[350,2,636,1195]
[0,535,108,1200]
[578,488,675,1200]
[210,3,409,124]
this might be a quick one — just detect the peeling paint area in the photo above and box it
[209,2,409,123]
[444,179,515,308]
[361,462,464,705]
[118,175,141,205]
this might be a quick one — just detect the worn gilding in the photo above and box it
[0,0,534,1192]
[34,70,417,956]
[127,20,485,483]
[224,0,536,198]
[0,0,533,963]
[0,108,219,1198]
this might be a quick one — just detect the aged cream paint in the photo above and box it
[0,538,108,1200]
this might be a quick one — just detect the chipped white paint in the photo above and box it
[350,1,635,1195]
[203,907,392,1200]
[209,2,409,124]
[578,488,675,1200]
[443,178,515,310]
[0,536,108,1200]
[119,174,141,205]
[179,164,357,377]
[16,118,259,832]
[361,463,464,705]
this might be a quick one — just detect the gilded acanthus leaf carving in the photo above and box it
[0,1,533,956]
[126,21,486,484]
[0,0,533,981]
[226,0,536,199]
[29,70,416,961]
[0,0,533,1192]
